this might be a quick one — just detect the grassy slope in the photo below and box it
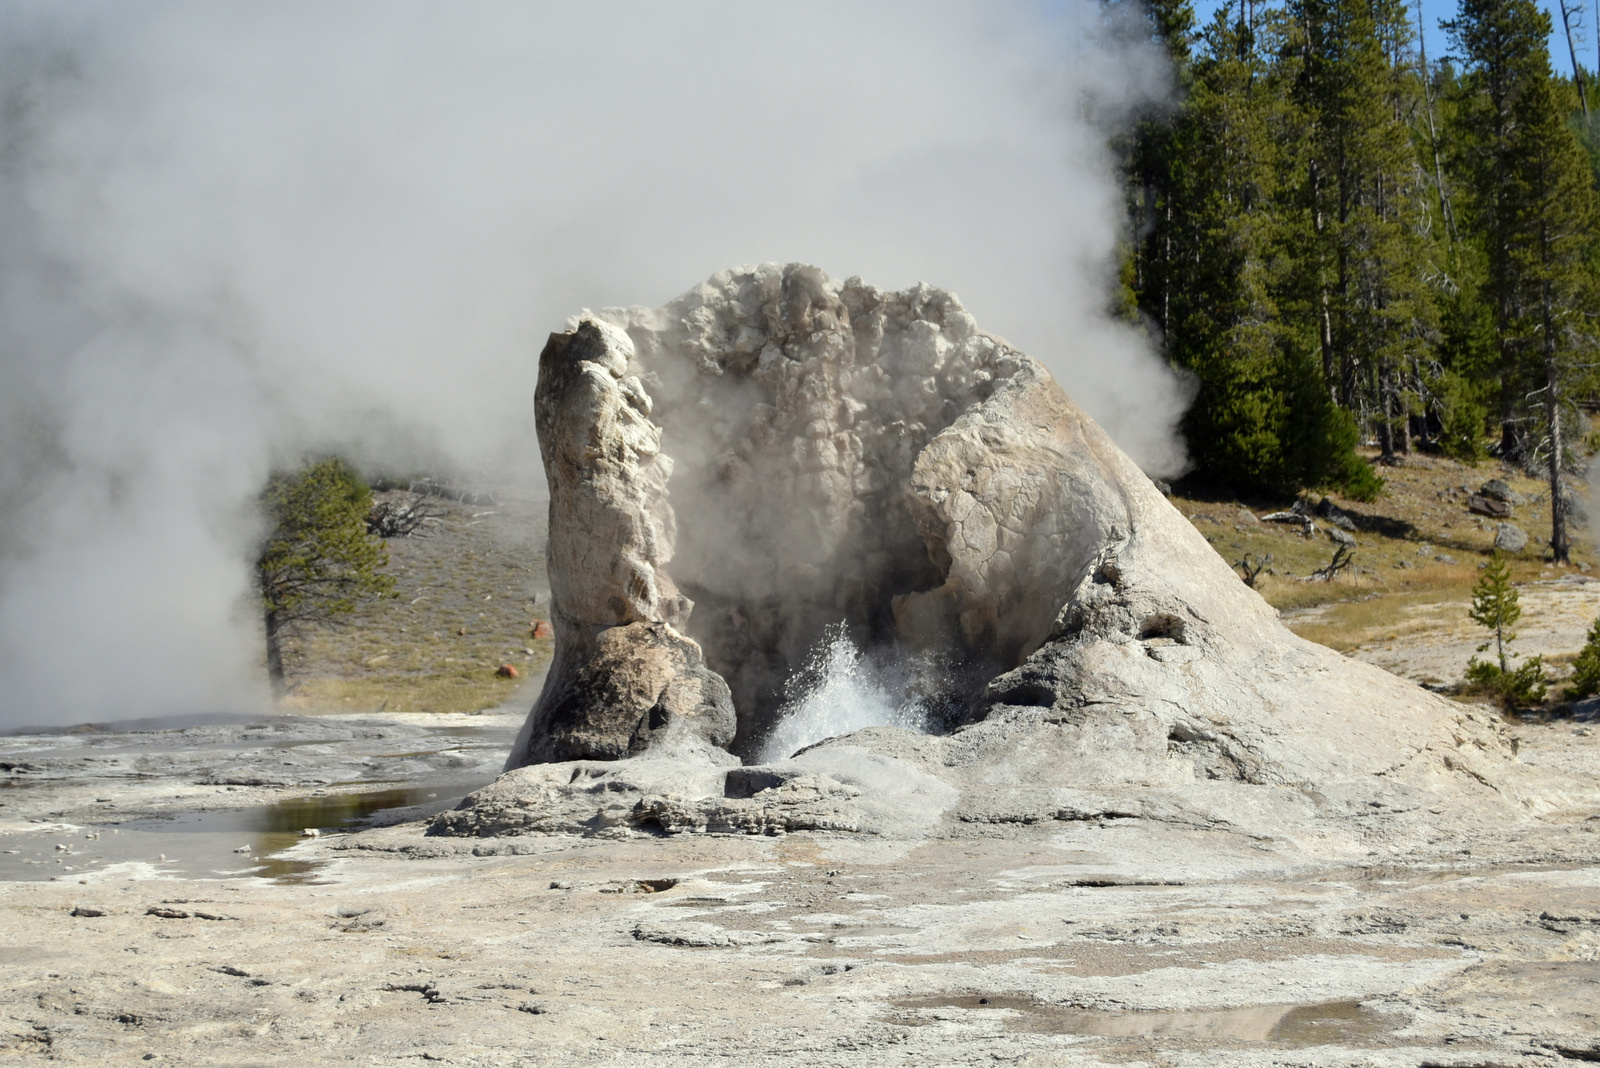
[1175,450,1594,674]
[276,489,552,715]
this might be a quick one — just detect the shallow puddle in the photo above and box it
[889,995,1398,1047]
[1324,860,1594,888]
[0,780,486,884]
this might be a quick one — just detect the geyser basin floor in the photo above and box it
[0,708,521,884]
[0,783,487,884]
[0,716,1597,1065]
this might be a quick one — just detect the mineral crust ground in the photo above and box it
[1,708,1597,1066]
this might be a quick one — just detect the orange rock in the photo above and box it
[531,620,554,640]
[495,664,520,679]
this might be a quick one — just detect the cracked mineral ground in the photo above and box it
[1,705,1598,1066]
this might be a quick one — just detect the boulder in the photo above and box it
[1314,498,1358,531]
[1479,479,1523,505]
[448,264,1573,846]
[1469,494,1513,519]
[1494,523,1529,553]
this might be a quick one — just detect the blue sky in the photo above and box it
[1191,0,1597,76]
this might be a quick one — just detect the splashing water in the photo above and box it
[756,627,934,763]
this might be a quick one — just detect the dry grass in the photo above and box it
[280,659,549,716]
[1287,588,1477,652]
[1173,450,1594,631]
[274,488,552,716]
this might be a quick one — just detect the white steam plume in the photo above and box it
[0,0,1181,728]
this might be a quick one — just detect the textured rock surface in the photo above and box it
[507,319,734,767]
[483,263,1587,844]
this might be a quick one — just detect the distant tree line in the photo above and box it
[1122,0,1600,561]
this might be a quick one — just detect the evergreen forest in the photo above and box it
[1123,0,1600,562]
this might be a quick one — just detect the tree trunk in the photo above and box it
[1377,365,1395,462]
[1560,0,1590,119]
[264,609,286,694]
[1545,323,1570,564]
[1415,0,1459,245]
[1498,331,1521,460]
[1398,369,1412,454]
[1308,151,1336,399]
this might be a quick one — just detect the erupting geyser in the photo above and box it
[507,263,1158,768]
[437,264,1542,843]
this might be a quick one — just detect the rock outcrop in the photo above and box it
[506,319,735,766]
[461,264,1553,846]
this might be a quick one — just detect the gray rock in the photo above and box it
[1562,483,1588,527]
[1494,523,1529,553]
[1314,496,1356,529]
[1469,494,1513,518]
[432,742,955,838]
[1327,526,1357,548]
[506,319,735,768]
[1479,479,1523,505]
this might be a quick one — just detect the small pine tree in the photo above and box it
[1469,550,1520,672]
[1566,617,1600,699]
[1465,549,1547,703]
[257,457,394,692]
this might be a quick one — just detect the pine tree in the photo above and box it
[1446,0,1600,562]
[1125,0,1197,344]
[1288,0,1441,458]
[1565,616,1600,698]
[256,457,394,691]
[1465,548,1547,702]
[1131,0,1380,496]
[1468,549,1521,670]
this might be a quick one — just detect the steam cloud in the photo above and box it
[0,1,1183,728]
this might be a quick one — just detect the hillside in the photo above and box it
[276,484,552,715]
[1175,450,1599,694]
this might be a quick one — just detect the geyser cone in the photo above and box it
[460,264,1562,845]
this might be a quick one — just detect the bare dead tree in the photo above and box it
[366,496,445,538]
[1415,0,1459,245]
[1235,552,1273,588]
[1308,545,1355,582]
[1560,0,1591,119]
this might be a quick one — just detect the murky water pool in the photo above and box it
[890,994,1400,1047]
[1,783,491,884]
